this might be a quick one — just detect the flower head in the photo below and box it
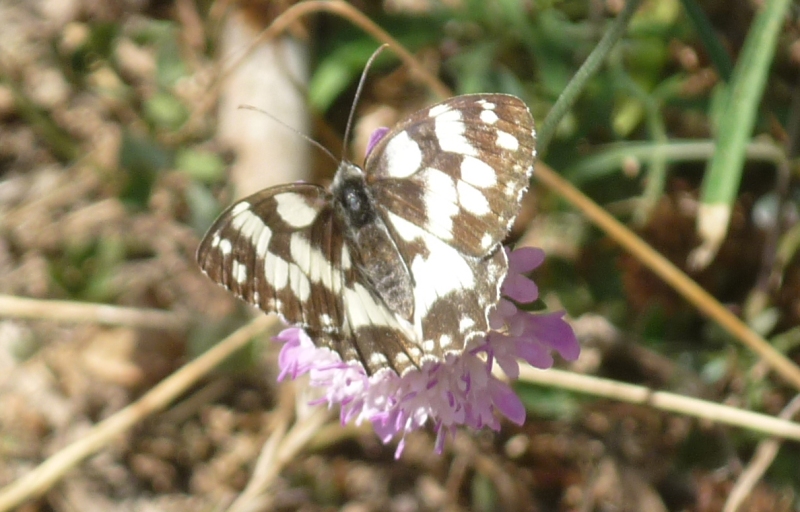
[274,246,579,457]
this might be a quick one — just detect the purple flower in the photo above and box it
[274,246,579,457]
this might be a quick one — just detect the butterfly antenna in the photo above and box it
[237,104,339,165]
[341,43,390,160]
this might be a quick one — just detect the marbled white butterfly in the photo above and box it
[197,93,535,375]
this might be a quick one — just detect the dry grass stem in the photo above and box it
[723,395,800,512]
[224,406,331,512]
[0,294,189,331]
[517,366,800,441]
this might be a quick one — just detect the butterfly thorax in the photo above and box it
[331,161,414,321]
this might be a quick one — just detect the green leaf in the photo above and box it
[308,17,442,112]
[445,41,498,94]
[308,38,394,112]
[155,25,188,88]
[144,91,188,130]
[175,148,226,183]
[119,131,171,208]
[185,180,223,234]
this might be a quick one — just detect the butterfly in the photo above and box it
[197,93,535,375]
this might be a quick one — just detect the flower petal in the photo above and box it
[488,378,526,425]
[501,273,539,303]
[508,246,545,273]
[366,127,390,157]
[525,312,581,361]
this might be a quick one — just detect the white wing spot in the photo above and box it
[480,109,498,124]
[504,181,518,196]
[211,233,221,248]
[231,259,247,284]
[435,109,477,156]
[460,156,497,188]
[393,353,412,371]
[369,352,388,366]
[391,210,423,243]
[232,210,267,242]
[457,181,490,216]
[478,100,496,110]
[290,232,340,290]
[255,223,272,258]
[496,130,519,151]
[341,245,352,271]
[265,252,289,289]
[231,201,250,216]
[275,193,318,228]
[344,283,397,329]
[439,334,453,349]
[289,233,312,274]
[219,239,232,256]
[289,263,311,301]
[481,232,493,250]
[383,131,422,178]
[428,103,450,117]
[422,168,458,241]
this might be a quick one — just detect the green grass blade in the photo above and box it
[692,0,791,269]
[679,0,734,81]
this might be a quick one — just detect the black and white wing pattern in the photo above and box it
[366,94,533,256]
[195,183,419,372]
[197,93,536,375]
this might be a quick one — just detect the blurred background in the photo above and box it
[1,0,800,510]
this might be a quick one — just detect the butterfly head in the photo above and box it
[332,162,376,229]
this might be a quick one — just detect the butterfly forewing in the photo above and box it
[196,183,427,375]
[196,184,345,334]
[365,94,535,257]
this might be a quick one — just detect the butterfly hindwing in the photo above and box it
[382,210,508,357]
[363,93,535,358]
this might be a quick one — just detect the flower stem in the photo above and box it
[537,0,645,155]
